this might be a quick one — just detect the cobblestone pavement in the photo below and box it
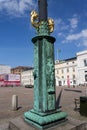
[0,86,87,125]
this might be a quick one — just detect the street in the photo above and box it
[0,86,87,125]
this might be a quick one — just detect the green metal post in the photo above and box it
[24,0,67,129]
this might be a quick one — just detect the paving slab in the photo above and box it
[0,123,9,130]
[0,86,87,129]
[2,116,86,130]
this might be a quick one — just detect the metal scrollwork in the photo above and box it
[48,18,54,33]
[31,10,39,28]
[30,10,54,33]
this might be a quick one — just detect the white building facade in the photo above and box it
[77,50,87,85]
[55,58,77,87]
[0,65,11,74]
[55,50,87,86]
[21,69,34,86]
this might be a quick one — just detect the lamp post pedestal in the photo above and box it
[24,109,67,129]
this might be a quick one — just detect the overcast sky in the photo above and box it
[0,0,87,67]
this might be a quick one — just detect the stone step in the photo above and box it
[0,116,87,130]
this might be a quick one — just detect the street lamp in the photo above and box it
[24,0,67,129]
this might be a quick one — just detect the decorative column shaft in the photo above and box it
[33,35,56,114]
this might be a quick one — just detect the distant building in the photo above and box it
[0,73,20,87]
[55,50,87,86]
[11,66,32,75]
[11,50,87,87]
[21,68,34,86]
[77,50,87,85]
[55,57,77,87]
[0,65,11,74]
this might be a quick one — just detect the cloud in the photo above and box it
[55,19,69,31]
[65,29,87,47]
[66,29,87,41]
[54,14,79,39]
[55,19,62,25]
[0,0,36,17]
[54,18,62,31]
[54,18,69,38]
[68,15,78,29]
[54,15,87,47]
[58,32,63,36]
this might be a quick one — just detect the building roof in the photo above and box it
[0,64,11,67]
[77,50,87,56]
[55,57,77,64]
[11,66,33,70]
[64,57,77,61]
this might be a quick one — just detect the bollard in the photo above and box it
[12,95,18,111]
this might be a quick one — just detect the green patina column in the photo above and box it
[33,22,56,113]
[24,0,67,129]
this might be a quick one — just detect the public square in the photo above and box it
[0,86,87,127]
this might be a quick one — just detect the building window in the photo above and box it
[59,81,62,86]
[84,59,87,66]
[67,68,69,72]
[57,70,59,74]
[62,69,64,74]
[73,80,76,84]
[67,75,69,78]
[85,75,87,82]
[73,67,75,72]
[73,75,75,79]
[62,76,64,79]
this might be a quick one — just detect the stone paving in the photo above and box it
[0,86,87,126]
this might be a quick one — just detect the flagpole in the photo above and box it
[57,49,58,60]
[57,49,61,61]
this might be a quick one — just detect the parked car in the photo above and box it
[25,85,34,88]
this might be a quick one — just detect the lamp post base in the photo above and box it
[24,109,67,130]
